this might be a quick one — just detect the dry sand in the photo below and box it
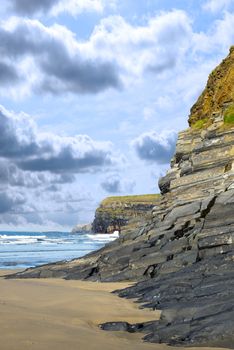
[0,270,230,350]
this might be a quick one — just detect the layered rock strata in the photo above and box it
[15,112,234,282]
[92,195,159,233]
[8,48,234,348]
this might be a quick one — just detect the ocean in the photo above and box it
[0,231,118,269]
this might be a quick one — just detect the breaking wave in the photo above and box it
[0,231,117,269]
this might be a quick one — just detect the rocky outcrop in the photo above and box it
[92,195,160,233]
[71,223,92,234]
[104,250,234,348]
[7,48,234,348]
[189,46,234,126]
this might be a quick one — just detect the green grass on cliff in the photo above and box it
[224,104,234,124]
[96,194,160,218]
[101,194,160,206]
[191,118,209,129]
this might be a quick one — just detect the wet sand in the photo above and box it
[0,270,230,350]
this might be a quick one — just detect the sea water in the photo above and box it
[0,231,118,269]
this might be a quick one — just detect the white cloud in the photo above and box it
[0,103,124,227]
[193,11,234,53]
[0,17,120,97]
[7,0,117,17]
[85,11,192,79]
[0,105,120,174]
[0,191,25,214]
[52,0,117,16]
[7,8,230,105]
[101,174,135,194]
[203,0,233,13]
[0,10,193,98]
[132,130,177,164]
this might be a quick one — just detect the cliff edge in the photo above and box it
[92,194,160,233]
[189,46,234,126]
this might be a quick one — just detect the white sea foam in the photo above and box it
[0,231,117,269]
[0,235,47,239]
[87,232,119,241]
[0,235,71,245]
[0,235,43,245]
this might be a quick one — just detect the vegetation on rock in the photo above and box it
[93,194,160,233]
[189,46,234,126]
[100,194,160,205]
[191,117,209,129]
[224,103,234,124]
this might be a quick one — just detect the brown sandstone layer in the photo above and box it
[189,46,234,126]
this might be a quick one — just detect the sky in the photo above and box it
[0,0,234,231]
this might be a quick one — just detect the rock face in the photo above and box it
[71,223,92,234]
[189,46,234,126]
[92,195,159,233]
[7,48,234,348]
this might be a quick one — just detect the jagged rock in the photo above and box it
[114,253,234,348]
[100,322,136,333]
[7,48,234,348]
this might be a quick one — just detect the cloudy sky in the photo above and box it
[0,0,234,231]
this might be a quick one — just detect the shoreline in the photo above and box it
[0,270,231,350]
[0,231,118,271]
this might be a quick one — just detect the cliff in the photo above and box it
[8,48,234,348]
[92,194,160,233]
[189,46,234,126]
[71,223,92,234]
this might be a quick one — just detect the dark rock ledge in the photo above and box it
[101,252,234,348]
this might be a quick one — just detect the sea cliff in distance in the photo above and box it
[92,194,160,233]
[8,47,234,348]
[72,194,160,235]
[71,223,92,234]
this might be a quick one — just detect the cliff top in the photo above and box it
[100,194,160,207]
[189,46,234,126]
[93,193,160,233]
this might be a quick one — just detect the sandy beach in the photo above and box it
[0,270,231,350]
